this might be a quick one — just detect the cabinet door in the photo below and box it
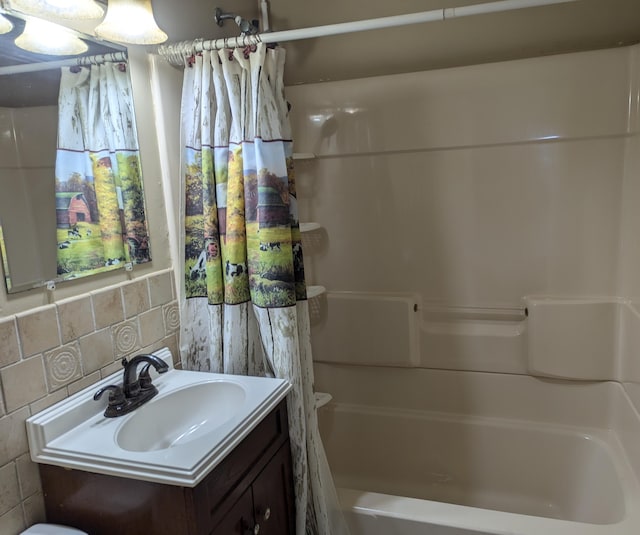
[251,443,295,535]
[211,487,254,535]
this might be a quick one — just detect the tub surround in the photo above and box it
[289,43,640,534]
[289,44,640,405]
[0,269,178,533]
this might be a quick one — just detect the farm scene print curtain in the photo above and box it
[55,61,150,281]
[179,45,349,535]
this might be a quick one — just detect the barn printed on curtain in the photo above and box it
[55,62,150,281]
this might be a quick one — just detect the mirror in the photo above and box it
[0,9,150,293]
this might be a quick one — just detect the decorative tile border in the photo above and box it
[112,320,140,356]
[44,343,82,391]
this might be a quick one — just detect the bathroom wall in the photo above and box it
[0,48,178,533]
[287,45,640,406]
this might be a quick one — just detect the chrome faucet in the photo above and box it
[94,353,169,418]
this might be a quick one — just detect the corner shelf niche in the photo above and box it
[300,222,321,233]
[315,392,333,409]
[292,152,316,160]
[307,285,326,299]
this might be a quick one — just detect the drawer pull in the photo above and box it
[264,507,271,521]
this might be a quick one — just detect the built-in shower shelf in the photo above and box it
[307,285,326,299]
[315,392,333,409]
[300,222,321,233]
[292,152,316,160]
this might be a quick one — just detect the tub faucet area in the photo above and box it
[93,354,169,418]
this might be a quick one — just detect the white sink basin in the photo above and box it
[26,347,291,487]
[117,381,246,452]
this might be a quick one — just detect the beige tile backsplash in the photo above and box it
[0,407,29,467]
[15,454,41,499]
[148,270,174,308]
[0,357,47,413]
[78,329,115,375]
[57,296,95,344]
[16,307,60,358]
[112,319,142,355]
[0,506,25,535]
[0,319,20,368]
[0,462,20,516]
[122,278,151,318]
[139,308,165,348]
[22,492,45,527]
[0,268,178,531]
[43,343,83,391]
[91,286,125,330]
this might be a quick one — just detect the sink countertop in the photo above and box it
[26,348,292,487]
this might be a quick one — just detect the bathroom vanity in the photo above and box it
[39,400,294,534]
[26,348,295,535]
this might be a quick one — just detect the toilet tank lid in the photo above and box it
[22,525,88,535]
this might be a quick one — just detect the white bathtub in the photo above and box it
[315,364,640,535]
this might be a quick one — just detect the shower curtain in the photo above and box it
[55,62,150,280]
[178,45,347,535]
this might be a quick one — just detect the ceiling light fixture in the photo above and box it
[6,0,104,20]
[0,13,13,34]
[15,17,88,55]
[95,0,167,45]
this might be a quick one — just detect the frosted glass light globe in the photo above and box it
[15,18,88,55]
[95,0,167,45]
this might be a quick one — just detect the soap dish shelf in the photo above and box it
[300,222,321,233]
[315,392,333,409]
[307,285,326,299]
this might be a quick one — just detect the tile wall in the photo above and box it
[0,269,179,533]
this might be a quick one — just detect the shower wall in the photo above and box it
[287,45,640,409]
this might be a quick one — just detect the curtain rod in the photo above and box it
[157,0,578,66]
[0,51,127,76]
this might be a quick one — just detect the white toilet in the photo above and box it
[21,524,88,534]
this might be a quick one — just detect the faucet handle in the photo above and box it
[139,363,154,390]
[93,385,127,418]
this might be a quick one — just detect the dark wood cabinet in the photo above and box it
[40,400,295,535]
[250,443,294,534]
[211,486,254,534]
